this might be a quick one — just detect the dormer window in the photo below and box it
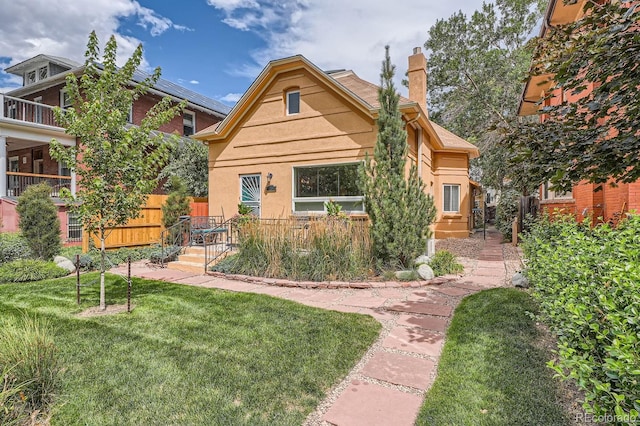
[27,70,36,85]
[24,65,49,86]
[286,90,300,115]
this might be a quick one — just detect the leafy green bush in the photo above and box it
[15,183,61,260]
[429,250,464,276]
[0,316,61,425]
[74,245,168,270]
[522,213,640,419]
[0,260,68,283]
[0,233,33,264]
[495,189,519,241]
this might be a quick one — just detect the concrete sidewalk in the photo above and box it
[110,228,513,426]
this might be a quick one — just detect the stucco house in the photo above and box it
[0,54,230,244]
[194,48,479,239]
[519,0,640,223]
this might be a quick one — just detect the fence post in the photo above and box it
[127,256,132,313]
[76,254,81,304]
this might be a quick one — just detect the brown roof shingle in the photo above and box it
[330,70,477,153]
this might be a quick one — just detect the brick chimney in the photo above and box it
[408,47,428,116]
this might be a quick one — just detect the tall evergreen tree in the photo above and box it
[361,46,436,269]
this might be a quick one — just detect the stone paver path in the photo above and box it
[110,228,514,425]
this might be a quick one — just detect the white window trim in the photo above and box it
[443,184,461,213]
[286,90,300,116]
[25,65,49,85]
[291,161,365,213]
[33,96,43,124]
[60,89,71,109]
[183,110,195,136]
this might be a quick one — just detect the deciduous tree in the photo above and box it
[424,0,545,193]
[51,31,184,310]
[513,0,640,190]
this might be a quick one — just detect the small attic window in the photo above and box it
[286,90,300,115]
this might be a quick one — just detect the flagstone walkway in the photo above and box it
[110,228,515,426]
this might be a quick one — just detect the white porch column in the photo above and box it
[70,170,77,195]
[0,135,7,197]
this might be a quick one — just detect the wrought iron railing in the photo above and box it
[159,216,192,267]
[204,218,236,273]
[6,172,72,197]
[1,94,60,127]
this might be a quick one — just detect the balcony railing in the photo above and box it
[6,172,71,197]
[0,94,60,127]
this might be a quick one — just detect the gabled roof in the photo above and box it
[518,0,588,116]
[195,54,478,157]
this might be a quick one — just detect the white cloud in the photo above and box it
[0,0,187,90]
[189,80,200,85]
[209,0,485,94]
[220,92,243,103]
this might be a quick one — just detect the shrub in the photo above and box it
[522,213,640,418]
[0,260,68,283]
[495,188,519,241]
[15,183,61,260]
[429,250,464,277]
[221,218,373,281]
[0,233,33,264]
[161,176,191,229]
[0,316,61,425]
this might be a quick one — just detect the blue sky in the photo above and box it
[0,0,488,106]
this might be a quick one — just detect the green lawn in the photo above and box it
[0,274,381,425]
[417,288,571,426]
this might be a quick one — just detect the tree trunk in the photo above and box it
[100,236,106,310]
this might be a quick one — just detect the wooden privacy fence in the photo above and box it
[82,195,208,251]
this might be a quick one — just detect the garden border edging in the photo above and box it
[206,271,461,289]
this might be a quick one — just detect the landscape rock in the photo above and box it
[512,271,529,288]
[54,256,76,274]
[417,264,435,280]
[414,255,431,266]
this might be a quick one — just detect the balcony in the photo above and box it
[1,94,59,127]
[6,172,72,198]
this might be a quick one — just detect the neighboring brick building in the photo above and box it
[518,0,640,223]
[0,54,230,243]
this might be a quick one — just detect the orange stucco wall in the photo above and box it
[208,68,472,238]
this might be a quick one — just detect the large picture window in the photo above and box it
[443,184,460,213]
[293,163,363,213]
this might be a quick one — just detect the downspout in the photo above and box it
[406,112,422,176]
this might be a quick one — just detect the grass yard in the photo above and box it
[417,288,571,426]
[0,274,380,425]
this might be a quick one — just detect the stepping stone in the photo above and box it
[467,276,503,287]
[385,301,452,317]
[376,288,406,299]
[474,267,505,277]
[382,326,444,356]
[361,352,435,389]
[406,291,448,304]
[303,291,345,303]
[396,315,448,332]
[476,261,504,268]
[339,295,387,309]
[323,380,421,426]
[430,286,472,297]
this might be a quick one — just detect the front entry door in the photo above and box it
[240,174,261,217]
